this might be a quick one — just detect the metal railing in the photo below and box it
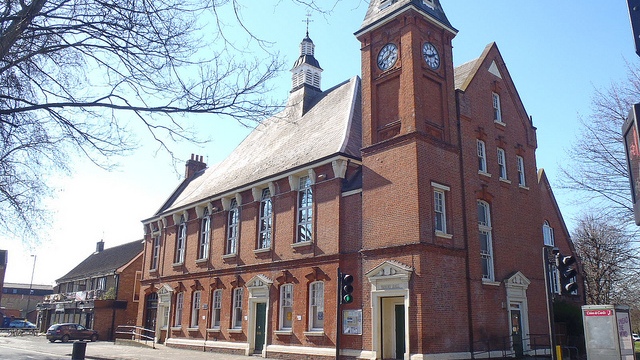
[114,325,155,349]
[472,333,551,359]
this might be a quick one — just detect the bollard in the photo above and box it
[71,341,87,360]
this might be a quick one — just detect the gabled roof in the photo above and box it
[453,42,494,92]
[56,240,143,283]
[155,76,362,215]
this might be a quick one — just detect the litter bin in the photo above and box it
[71,341,86,360]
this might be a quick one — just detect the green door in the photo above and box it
[395,304,405,359]
[254,303,267,353]
[511,307,523,357]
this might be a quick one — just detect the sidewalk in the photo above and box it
[0,333,270,360]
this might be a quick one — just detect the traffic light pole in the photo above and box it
[336,267,342,360]
[543,248,557,360]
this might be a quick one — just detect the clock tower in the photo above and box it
[356,1,463,250]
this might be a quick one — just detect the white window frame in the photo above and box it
[175,215,186,264]
[96,277,106,291]
[227,199,239,255]
[232,288,243,329]
[174,292,184,326]
[309,281,324,331]
[478,201,494,281]
[543,220,555,247]
[190,291,201,328]
[211,289,222,329]
[198,209,211,260]
[258,188,273,249]
[151,235,160,270]
[280,284,293,330]
[432,182,450,236]
[497,148,507,180]
[297,176,313,243]
[517,156,526,187]
[477,140,487,173]
[493,92,502,123]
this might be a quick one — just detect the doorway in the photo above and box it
[144,293,158,332]
[381,297,405,359]
[510,303,523,357]
[254,303,267,353]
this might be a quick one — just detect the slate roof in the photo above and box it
[356,0,456,37]
[156,76,362,215]
[56,240,143,283]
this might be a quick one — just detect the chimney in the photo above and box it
[96,240,104,253]
[185,154,207,179]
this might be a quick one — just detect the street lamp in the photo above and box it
[25,255,36,322]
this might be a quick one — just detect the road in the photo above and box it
[0,333,270,360]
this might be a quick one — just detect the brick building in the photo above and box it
[38,240,143,339]
[136,1,583,359]
[1,283,53,324]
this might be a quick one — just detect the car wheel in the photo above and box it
[49,339,55,343]
[61,335,70,343]
[90,334,98,342]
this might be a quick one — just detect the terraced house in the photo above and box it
[136,1,583,359]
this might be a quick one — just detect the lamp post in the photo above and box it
[25,255,36,322]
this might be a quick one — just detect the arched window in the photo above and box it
[258,189,273,249]
[297,176,313,243]
[198,208,211,260]
[543,220,554,247]
[309,281,324,330]
[227,199,239,254]
[279,284,293,330]
[175,215,186,264]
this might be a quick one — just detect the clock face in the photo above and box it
[377,43,398,71]
[422,42,440,70]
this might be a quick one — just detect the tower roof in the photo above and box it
[355,0,456,37]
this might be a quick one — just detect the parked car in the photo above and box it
[9,319,36,329]
[46,323,98,343]
[633,333,640,342]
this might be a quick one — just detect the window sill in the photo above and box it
[228,328,243,334]
[482,279,501,287]
[499,178,511,184]
[478,171,491,178]
[292,241,312,249]
[187,327,199,332]
[518,185,529,191]
[195,258,209,264]
[274,330,293,335]
[172,262,184,268]
[304,331,325,337]
[206,328,221,333]
[149,268,158,274]
[222,253,237,259]
[435,231,453,239]
[253,247,271,255]
[494,120,506,127]
[170,327,182,331]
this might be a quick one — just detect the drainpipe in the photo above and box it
[455,90,475,358]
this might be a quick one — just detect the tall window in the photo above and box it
[151,235,160,270]
[258,188,273,249]
[211,289,222,329]
[497,148,507,180]
[517,156,526,186]
[280,284,293,330]
[198,208,211,260]
[174,292,184,326]
[175,215,186,264]
[96,277,107,291]
[478,201,494,281]
[232,288,243,329]
[477,140,487,173]
[434,189,446,234]
[309,282,324,330]
[227,199,239,254]
[492,92,502,122]
[297,176,313,243]
[190,291,201,327]
[543,220,555,247]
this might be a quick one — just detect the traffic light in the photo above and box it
[340,273,354,304]
[555,252,578,294]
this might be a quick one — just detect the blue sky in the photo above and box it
[3,1,635,286]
